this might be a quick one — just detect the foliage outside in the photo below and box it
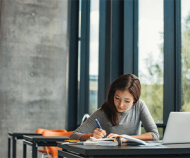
[139,38,164,123]
[182,14,190,112]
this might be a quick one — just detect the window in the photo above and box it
[139,0,164,123]
[76,0,100,124]
[181,0,190,112]
[68,0,181,132]
[89,0,99,115]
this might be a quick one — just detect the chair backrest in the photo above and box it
[42,130,73,137]
[36,128,46,134]
[36,128,71,158]
[36,128,67,134]
[81,114,90,125]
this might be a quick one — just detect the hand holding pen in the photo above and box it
[92,119,107,139]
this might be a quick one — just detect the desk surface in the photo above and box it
[57,143,190,157]
[24,135,69,142]
[8,132,41,139]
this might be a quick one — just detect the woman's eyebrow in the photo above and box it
[125,98,131,100]
[115,95,131,100]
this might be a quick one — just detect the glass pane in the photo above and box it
[78,0,82,37]
[77,0,82,112]
[139,0,164,123]
[78,41,81,105]
[89,0,99,115]
[181,0,190,112]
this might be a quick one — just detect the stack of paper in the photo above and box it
[84,137,118,146]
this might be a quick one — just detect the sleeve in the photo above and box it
[69,109,102,140]
[140,100,159,141]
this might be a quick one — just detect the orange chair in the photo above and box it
[36,128,67,134]
[41,130,74,158]
[36,128,67,157]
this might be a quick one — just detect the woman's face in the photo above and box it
[114,89,134,113]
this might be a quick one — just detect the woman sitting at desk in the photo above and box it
[70,74,159,142]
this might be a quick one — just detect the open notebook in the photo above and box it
[84,135,147,146]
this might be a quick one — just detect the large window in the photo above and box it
[68,0,181,132]
[139,0,164,123]
[181,0,190,112]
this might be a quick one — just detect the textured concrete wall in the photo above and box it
[0,0,69,157]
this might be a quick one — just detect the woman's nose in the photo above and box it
[119,101,124,107]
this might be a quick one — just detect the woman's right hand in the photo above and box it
[92,128,106,139]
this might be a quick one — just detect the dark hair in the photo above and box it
[100,74,141,126]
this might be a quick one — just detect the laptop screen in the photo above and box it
[162,112,190,144]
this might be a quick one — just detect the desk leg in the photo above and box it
[8,137,11,158]
[23,143,26,158]
[32,143,37,158]
[58,150,62,158]
[12,136,16,158]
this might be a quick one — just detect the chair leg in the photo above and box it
[41,153,44,158]
[45,147,50,157]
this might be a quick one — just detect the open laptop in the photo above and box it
[162,112,190,145]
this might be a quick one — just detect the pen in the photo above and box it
[95,119,106,137]
[95,119,102,129]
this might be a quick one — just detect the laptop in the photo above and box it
[162,112,190,145]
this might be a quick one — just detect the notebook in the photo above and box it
[85,135,147,146]
[162,112,190,145]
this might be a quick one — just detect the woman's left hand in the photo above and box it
[106,133,127,142]
[106,133,121,138]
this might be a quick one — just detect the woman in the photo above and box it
[70,74,159,142]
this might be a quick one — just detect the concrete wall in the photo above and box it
[0,0,69,157]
